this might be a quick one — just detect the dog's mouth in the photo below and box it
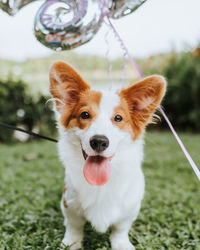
[82,149,113,186]
[82,149,88,160]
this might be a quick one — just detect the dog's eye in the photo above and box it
[80,112,90,119]
[114,115,123,122]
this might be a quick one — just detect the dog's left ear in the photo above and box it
[49,61,90,112]
[120,75,166,136]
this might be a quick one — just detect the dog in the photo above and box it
[49,61,166,250]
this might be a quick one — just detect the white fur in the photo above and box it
[57,90,145,250]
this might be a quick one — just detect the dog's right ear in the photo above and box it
[49,61,90,112]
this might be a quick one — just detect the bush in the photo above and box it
[162,50,200,131]
[0,78,56,143]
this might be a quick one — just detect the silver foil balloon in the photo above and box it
[109,0,146,19]
[34,0,103,51]
[0,0,36,16]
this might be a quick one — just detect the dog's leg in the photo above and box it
[110,218,135,250]
[61,198,85,250]
[110,202,141,250]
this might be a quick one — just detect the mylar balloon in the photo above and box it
[34,0,103,50]
[109,0,146,19]
[0,0,36,16]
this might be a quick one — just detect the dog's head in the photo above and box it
[49,61,166,186]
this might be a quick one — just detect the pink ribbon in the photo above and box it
[99,2,200,181]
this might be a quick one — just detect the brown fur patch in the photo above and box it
[49,61,102,130]
[119,75,166,140]
[60,89,102,129]
[49,61,90,112]
[63,185,67,193]
[62,185,68,208]
[112,98,135,138]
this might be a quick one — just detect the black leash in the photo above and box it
[0,121,58,143]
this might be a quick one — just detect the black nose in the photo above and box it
[90,135,109,153]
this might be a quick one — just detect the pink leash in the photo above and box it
[101,8,200,181]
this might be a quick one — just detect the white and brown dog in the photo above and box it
[49,62,166,250]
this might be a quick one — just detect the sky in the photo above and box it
[0,0,200,61]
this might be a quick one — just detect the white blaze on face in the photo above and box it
[76,90,128,158]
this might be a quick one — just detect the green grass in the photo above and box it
[0,132,200,249]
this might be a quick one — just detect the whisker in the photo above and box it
[46,98,65,107]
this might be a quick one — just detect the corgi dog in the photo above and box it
[49,61,166,250]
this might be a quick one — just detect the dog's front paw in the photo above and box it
[61,240,82,250]
[111,238,135,250]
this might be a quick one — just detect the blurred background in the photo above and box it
[0,0,200,143]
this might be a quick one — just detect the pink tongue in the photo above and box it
[83,156,111,186]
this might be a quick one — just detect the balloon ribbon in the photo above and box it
[101,11,200,181]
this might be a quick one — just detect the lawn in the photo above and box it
[0,131,199,250]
